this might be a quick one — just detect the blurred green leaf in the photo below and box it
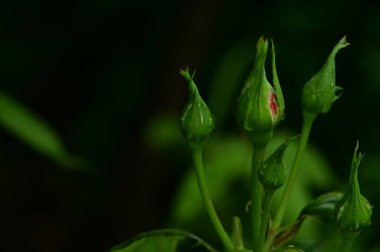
[110,229,217,252]
[0,92,84,169]
[144,114,183,150]
[208,38,256,127]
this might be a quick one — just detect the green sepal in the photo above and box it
[335,142,372,232]
[180,68,215,143]
[231,216,252,252]
[232,216,244,251]
[302,36,349,114]
[271,39,285,120]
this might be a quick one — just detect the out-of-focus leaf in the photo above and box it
[0,92,84,169]
[208,38,256,127]
[110,229,218,252]
[144,114,183,150]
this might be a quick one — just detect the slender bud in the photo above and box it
[302,36,349,114]
[179,68,215,143]
[258,138,293,191]
[335,142,372,232]
[237,36,285,132]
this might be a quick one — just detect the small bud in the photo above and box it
[237,36,285,132]
[335,143,372,232]
[179,68,215,143]
[258,138,293,191]
[302,36,349,114]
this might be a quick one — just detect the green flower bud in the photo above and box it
[335,143,372,232]
[237,36,285,132]
[179,68,215,143]
[302,36,349,114]
[258,138,292,191]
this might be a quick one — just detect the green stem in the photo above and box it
[264,111,316,251]
[341,231,359,252]
[258,190,274,252]
[248,130,272,252]
[191,144,233,252]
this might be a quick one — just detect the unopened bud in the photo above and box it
[180,68,215,143]
[302,36,349,114]
[237,36,285,132]
[335,143,372,232]
[258,138,293,191]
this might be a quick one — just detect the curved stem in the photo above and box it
[258,190,274,252]
[191,144,233,251]
[264,111,316,251]
[248,130,272,252]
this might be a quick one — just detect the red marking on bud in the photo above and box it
[270,93,278,115]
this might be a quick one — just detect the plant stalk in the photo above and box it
[248,130,272,252]
[191,144,233,251]
[258,190,274,252]
[264,111,316,251]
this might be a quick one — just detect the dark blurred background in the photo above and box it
[0,0,380,251]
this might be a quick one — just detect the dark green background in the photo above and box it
[0,0,379,251]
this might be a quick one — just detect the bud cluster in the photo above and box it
[178,36,372,250]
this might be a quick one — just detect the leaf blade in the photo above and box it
[0,92,84,169]
[110,229,218,252]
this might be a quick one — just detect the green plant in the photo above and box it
[110,36,372,252]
